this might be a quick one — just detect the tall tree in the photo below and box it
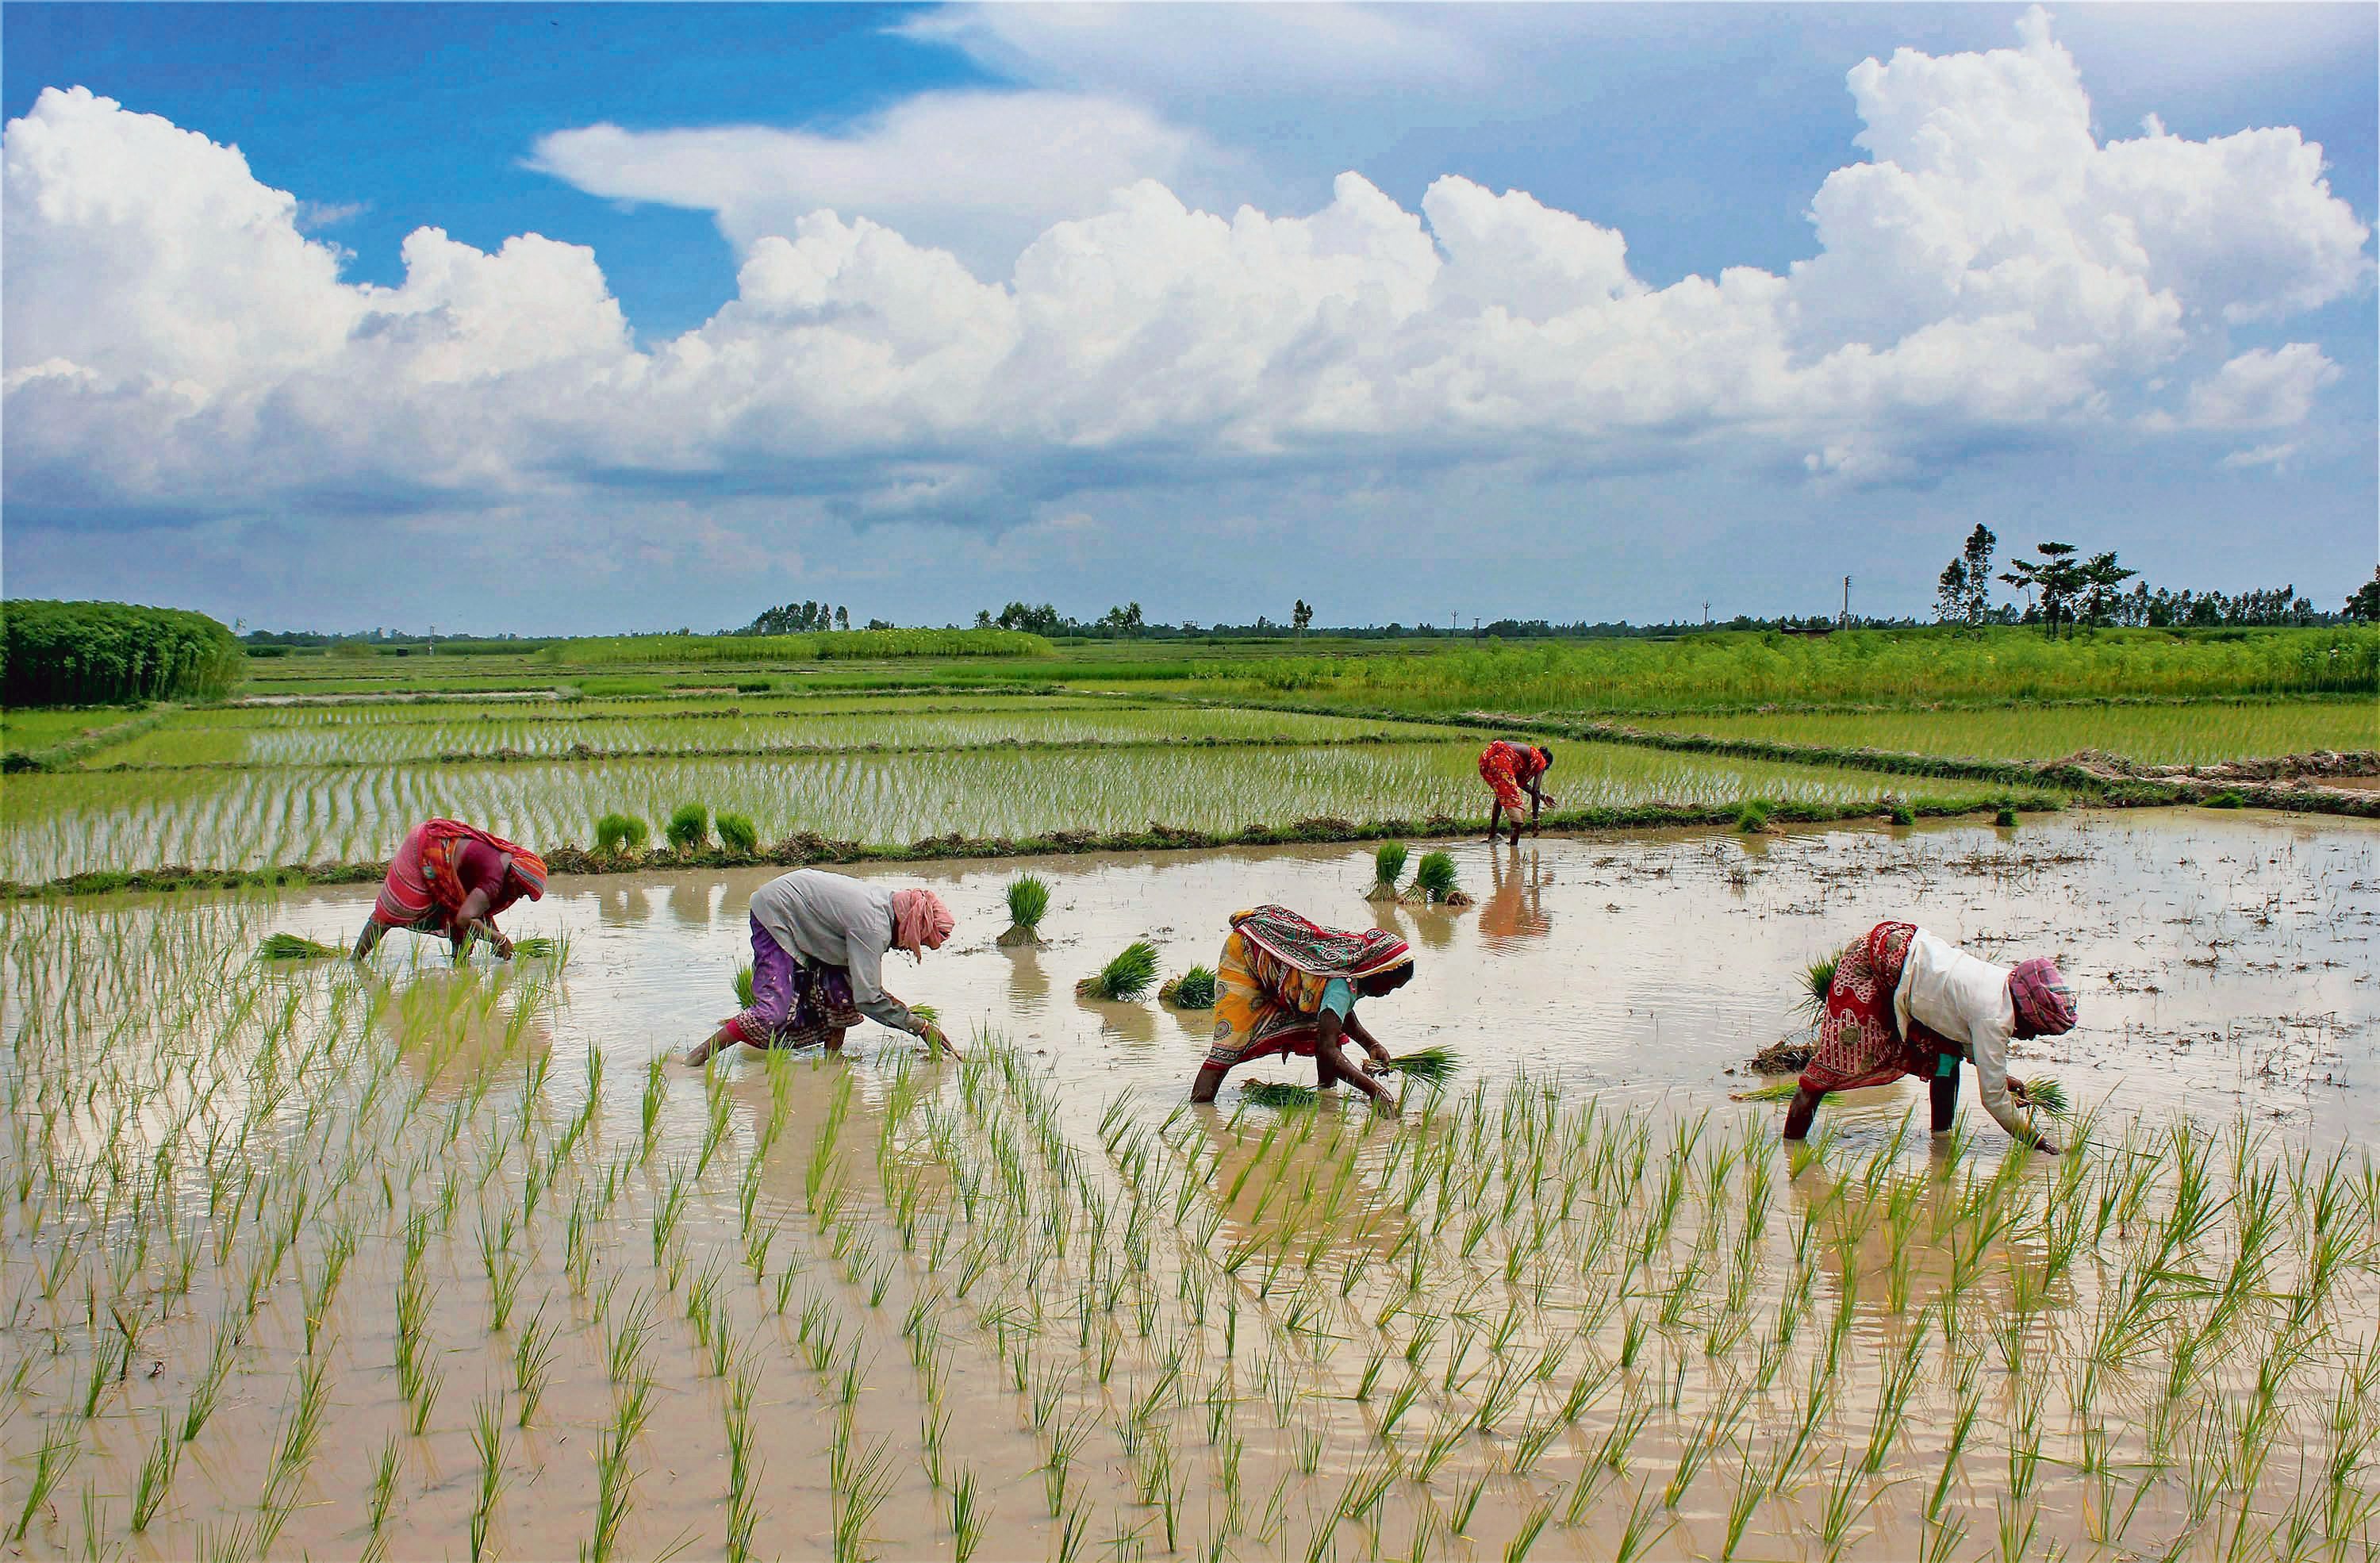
[1959,525,1997,624]
[2348,567,2380,622]
[2001,542,2084,636]
[1935,559,1970,624]
[2077,551,2138,625]
[1292,599,1314,636]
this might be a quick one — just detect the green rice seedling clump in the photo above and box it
[1368,840,1409,900]
[716,812,758,854]
[733,965,755,1009]
[2204,789,2248,808]
[510,936,562,960]
[1799,955,1838,1019]
[1411,851,1470,905]
[1887,801,1917,826]
[594,812,649,855]
[1734,801,1772,833]
[1242,1080,1319,1108]
[2017,1076,2070,1116]
[1378,1046,1457,1084]
[258,932,342,960]
[666,802,710,851]
[1159,965,1217,1008]
[998,874,1051,947]
[1077,941,1159,1001]
[1995,805,2020,827]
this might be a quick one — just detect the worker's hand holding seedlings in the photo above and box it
[688,871,956,1066]
[1191,907,1415,1109]
[1783,922,2075,1155]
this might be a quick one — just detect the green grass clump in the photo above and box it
[1077,941,1159,1001]
[1735,801,1772,833]
[1412,851,1464,904]
[2203,789,2248,808]
[259,932,342,960]
[1370,841,1409,898]
[734,966,754,1009]
[1159,966,1218,1008]
[666,803,710,852]
[716,812,758,854]
[1887,802,1917,827]
[1241,1081,1319,1108]
[1994,805,2020,828]
[594,812,648,855]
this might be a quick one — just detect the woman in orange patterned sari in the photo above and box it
[1190,906,1415,1108]
[1477,740,1556,843]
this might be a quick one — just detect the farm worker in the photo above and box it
[352,818,547,962]
[1190,906,1415,1110]
[1477,740,1556,844]
[1782,922,2075,1154]
[684,869,958,1065]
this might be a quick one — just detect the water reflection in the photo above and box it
[1480,844,1553,945]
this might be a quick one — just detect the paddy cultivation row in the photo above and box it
[3,816,2376,1561]
[1633,699,2377,768]
[0,741,2006,884]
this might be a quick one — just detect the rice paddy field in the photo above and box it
[1632,699,2378,767]
[4,813,2376,1561]
[4,634,2376,1559]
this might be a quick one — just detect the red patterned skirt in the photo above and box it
[1797,921,1957,1095]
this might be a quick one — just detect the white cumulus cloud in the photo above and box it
[3,10,2370,542]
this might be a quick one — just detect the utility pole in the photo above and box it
[1702,601,1710,627]
[1841,577,1851,628]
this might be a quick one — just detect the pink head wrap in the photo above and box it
[2009,958,2077,1035]
[892,889,955,959]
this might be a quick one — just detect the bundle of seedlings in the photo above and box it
[510,936,562,960]
[733,965,754,1008]
[594,812,649,856]
[666,803,710,854]
[258,932,343,961]
[1239,1080,1319,1108]
[1157,965,1218,1008]
[996,874,1050,947]
[1076,941,1159,1001]
[716,812,759,856]
[1374,1045,1458,1084]
[1365,841,1408,901]
[1408,851,1472,906]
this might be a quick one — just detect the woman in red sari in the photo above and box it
[353,818,548,962]
[1477,741,1556,844]
[1190,906,1415,1109]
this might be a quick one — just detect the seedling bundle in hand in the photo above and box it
[1077,941,1159,1001]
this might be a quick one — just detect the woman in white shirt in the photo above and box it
[685,869,958,1065]
[1781,921,2075,1154]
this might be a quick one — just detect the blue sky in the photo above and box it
[4,3,2374,632]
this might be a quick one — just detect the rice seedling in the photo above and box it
[1368,840,1409,900]
[1159,964,1218,1008]
[257,931,343,960]
[1735,800,1773,833]
[593,812,649,855]
[511,935,563,959]
[1410,851,1469,905]
[367,1435,403,1537]
[1077,940,1160,1001]
[2016,1076,2071,1116]
[666,801,711,851]
[1994,805,2020,827]
[470,1394,509,1561]
[998,874,1052,947]
[131,1411,178,1531]
[512,1304,560,1424]
[716,811,759,854]
[1242,1081,1319,1109]
[1377,1046,1458,1085]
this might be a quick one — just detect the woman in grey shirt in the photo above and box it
[685,869,958,1064]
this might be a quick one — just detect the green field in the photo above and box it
[1634,698,2378,766]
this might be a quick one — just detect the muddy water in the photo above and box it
[2,808,2375,1563]
[263,805,2380,1141]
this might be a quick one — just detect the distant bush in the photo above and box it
[716,812,758,854]
[666,803,710,851]
[595,813,649,854]
[540,629,1053,666]
[2,599,244,707]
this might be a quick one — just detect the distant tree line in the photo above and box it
[3,599,245,706]
[1939,527,2362,632]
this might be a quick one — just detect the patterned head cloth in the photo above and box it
[891,889,956,959]
[2008,958,2077,1035]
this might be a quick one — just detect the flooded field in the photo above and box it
[4,808,2374,1561]
[1633,699,2377,766]
[0,742,2018,884]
